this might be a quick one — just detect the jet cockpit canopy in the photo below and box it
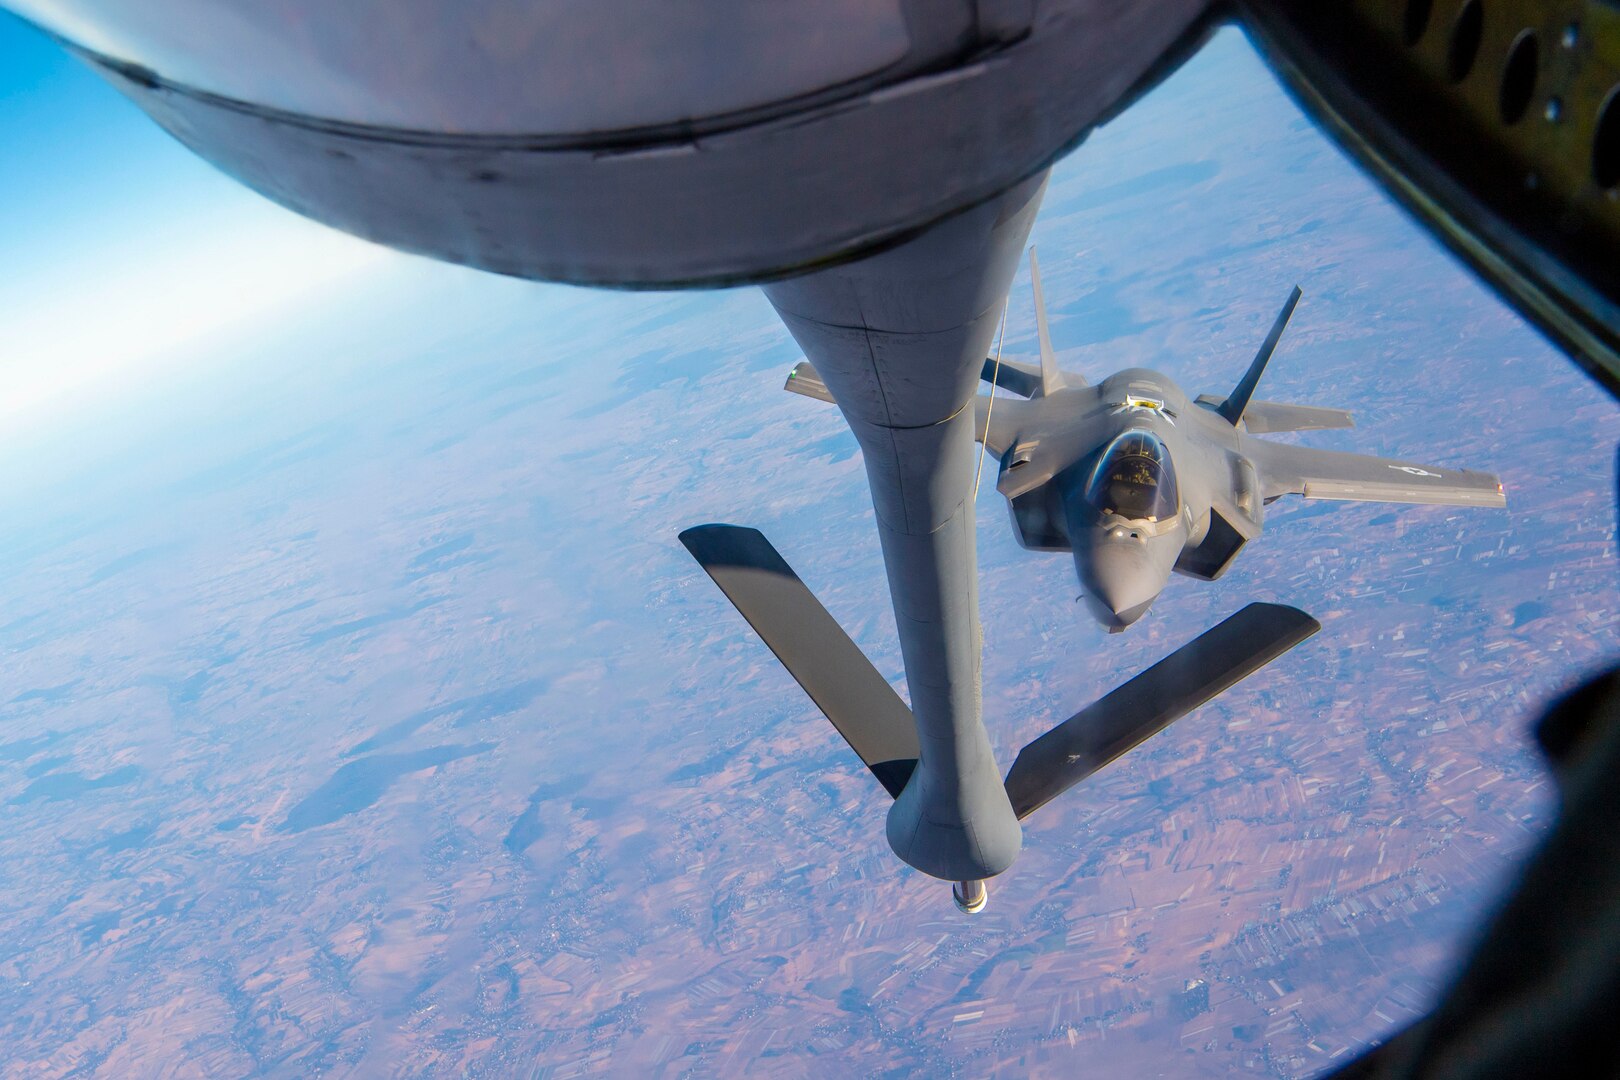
[1085,430,1178,522]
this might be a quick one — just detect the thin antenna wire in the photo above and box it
[974,299,1011,500]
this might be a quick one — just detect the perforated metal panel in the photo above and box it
[1243,0,1620,391]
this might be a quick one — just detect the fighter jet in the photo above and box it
[788,253,1507,634]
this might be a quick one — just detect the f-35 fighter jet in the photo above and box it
[789,252,1507,633]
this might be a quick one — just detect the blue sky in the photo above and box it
[0,12,387,425]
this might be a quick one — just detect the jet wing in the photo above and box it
[1252,442,1506,507]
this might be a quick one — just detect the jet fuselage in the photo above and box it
[997,368,1237,629]
[979,350,1504,632]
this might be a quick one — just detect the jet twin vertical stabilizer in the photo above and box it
[978,247,1085,398]
[1219,285,1303,426]
[1028,247,1069,395]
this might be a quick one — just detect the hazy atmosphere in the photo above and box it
[1,15,1615,1077]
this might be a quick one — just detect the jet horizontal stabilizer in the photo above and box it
[1003,602,1319,820]
[678,524,919,797]
[1193,394,1353,434]
[784,361,836,404]
[980,356,1045,398]
[1238,401,1353,434]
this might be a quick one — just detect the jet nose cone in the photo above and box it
[1082,582,1159,634]
[1081,590,1156,631]
[1075,530,1173,632]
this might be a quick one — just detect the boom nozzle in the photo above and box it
[953,879,988,914]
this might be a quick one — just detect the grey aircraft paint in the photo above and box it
[692,260,1447,908]
[11,0,1212,287]
[793,264,1507,637]
[760,174,1051,885]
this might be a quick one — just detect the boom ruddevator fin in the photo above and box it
[678,524,919,797]
[1003,603,1319,820]
[1219,285,1302,426]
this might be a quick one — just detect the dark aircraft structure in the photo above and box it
[5,0,1619,1072]
[789,258,1507,632]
